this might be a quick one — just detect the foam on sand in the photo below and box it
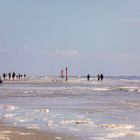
[0,131,10,140]
[26,125,40,130]
[16,132,34,136]
[1,105,18,112]
[55,136,62,139]
[127,131,140,136]
[47,120,55,127]
[106,132,126,138]
[59,120,95,126]
[0,136,10,140]
[101,124,135,129]
[35,108,49,113]
[3,114,16,119]
[100,123,138,139]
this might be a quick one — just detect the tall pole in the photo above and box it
[66,67,68,81]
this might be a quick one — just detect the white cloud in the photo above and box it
[44,49,80,57]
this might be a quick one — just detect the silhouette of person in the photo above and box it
[24,74,26,78]
[97,74,100,81]
[100,74,104,81]
[18,74,21,80]
[0,77,3,84]
[60,69,64,79]
[8,73,11,80]
[3,73,6,80]
[87,74,90,81]
[12,72,16,80]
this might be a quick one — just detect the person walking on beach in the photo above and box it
[24,74,26,79]
[0,77,3,84]
[12,72,16,80]
[87,74,90,81]
[8,73,11,80]
[97,74,100,81]
[100,73,104,81]
[60,69,64,79]
[3,73,6,80]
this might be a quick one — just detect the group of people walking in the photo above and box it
[87,73,104,81]
[0,72,27,85]
[97,73,104,81]
[1,72,26,81]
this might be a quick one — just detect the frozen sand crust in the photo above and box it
[100,123,140,139]
[0,125,79,140]
[101,124,135,129]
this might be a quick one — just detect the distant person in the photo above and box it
[8,73,11,80]
[87,74,90,81]
[97,74,100,81]
[100,74,104,81]
[24,74,26,78]
[60,69,64,79]
[18,74,21,80]
[3,73,6,80]
[12,72,16,80]
[0,77,3,84]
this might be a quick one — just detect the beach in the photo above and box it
[0,124,79,140]
[2,78,65,84]
[0,76,140,140]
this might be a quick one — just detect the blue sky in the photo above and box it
[0,0,140,76]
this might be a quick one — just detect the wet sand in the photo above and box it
[0,124,79,140]
[2,79,65,84]
[0,79,80,140]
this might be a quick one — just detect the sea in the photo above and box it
[0,76,140,140]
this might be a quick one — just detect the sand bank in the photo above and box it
[0,124,79,140]
[2,79,65,84]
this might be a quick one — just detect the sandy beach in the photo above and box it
[0,79,80,140]
[0,124,79,140]
[2,78,69,85]
[0,76,140,140]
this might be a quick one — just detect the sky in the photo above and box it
[0,0,140,76]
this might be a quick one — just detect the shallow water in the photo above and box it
[0,76,140,140]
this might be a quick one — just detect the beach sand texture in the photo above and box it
[0,125,79,140]
[0,76,140,140]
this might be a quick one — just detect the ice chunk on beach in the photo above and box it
[47,120,55,127]
[0,136,10,140]
[107,132,126,138]
[26,124,40,130]
[59,120,75,125]
[2,105,18,111]
[40,108,49,113]
[75,120,95,126]
[3,114,16,119]
[59,120,95,126]
[101,124,135,129]
[55,137,62,139]
[127,131,140,136]
[35,108,49,113]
